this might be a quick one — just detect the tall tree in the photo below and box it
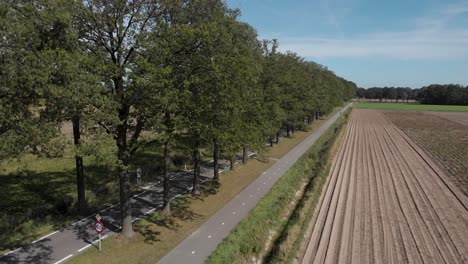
[74,0,163,238]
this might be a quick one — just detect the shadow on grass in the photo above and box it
[0,163,114,252]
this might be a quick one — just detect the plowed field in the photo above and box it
[384,111,468,195]
[426,111,468,127]
[302,109,468,264]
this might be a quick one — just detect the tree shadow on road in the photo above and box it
[0,238,54,264]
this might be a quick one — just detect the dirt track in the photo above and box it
[302,109,468,264]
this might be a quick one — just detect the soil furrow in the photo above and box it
[304,112,358,263]
[301,109,468,264]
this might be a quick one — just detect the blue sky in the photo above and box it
[225,0,468,88]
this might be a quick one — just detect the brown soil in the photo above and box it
[425,111,468,127]
[302,109,468,264]
[383,111,468,196]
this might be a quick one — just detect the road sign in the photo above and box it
[94,221,105,234]
[95,214,101,221]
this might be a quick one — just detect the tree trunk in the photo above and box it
[192,140,200,194]
[230,157,235,171]
[72,114,86,213]
[242,146,248,164]
[116,101,133,238]
[213,140,219,181]
[276,132,280,143]
[315,111,319,120]
[119,164,133,238]
[163,140,170,213]
[286,126,290,137]
[291,125,295,134]
[269,136,274,147]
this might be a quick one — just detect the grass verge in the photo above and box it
[356,102,468,112]
[206,108,351,263]
[66,107,344,264]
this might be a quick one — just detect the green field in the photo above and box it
[355,102,468,112]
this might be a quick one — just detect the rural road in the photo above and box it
[302,110,468,264]
[0,170,212,264]
[158,103,352,264]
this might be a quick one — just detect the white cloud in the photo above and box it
[275,2,468,60]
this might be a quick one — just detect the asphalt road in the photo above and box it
[0,170,211,264]
[158,103,352,264]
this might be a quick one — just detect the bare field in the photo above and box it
[425,111,468,127]
[383,111,468,196]
[302,109,468,264]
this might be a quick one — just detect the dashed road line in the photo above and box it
[77,244,92,252]
[54,254,73,264]
[32,231,59,244]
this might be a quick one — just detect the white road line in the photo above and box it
[54,254,73,264]
[145,208,156,215]
[77,244,92,252]
[32,231,59,244]
[2,248,20,256]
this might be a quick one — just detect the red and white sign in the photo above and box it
[94,221,105,234]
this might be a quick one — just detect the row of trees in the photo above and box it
[356,87,416,102]
[356,84,468,105]
[1,0,356,238]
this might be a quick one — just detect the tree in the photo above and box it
[0,1,57,162]
[74,0,164,238]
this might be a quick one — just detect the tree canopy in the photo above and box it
[1,0,357,238]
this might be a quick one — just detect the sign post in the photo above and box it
[94,214,105,252]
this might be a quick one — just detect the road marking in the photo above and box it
[32,231,59,243]
[78,244,92,252]
[145,208,156,215]
[2,248,20,256]
[54,254,73,264]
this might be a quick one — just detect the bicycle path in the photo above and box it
[158,103,352,264]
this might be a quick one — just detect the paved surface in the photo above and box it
[302,110,468,264]
[158,103,352,264]
[0,171,211,264]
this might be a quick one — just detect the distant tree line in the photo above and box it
[356,84,468,105]
[1,0,356,238]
